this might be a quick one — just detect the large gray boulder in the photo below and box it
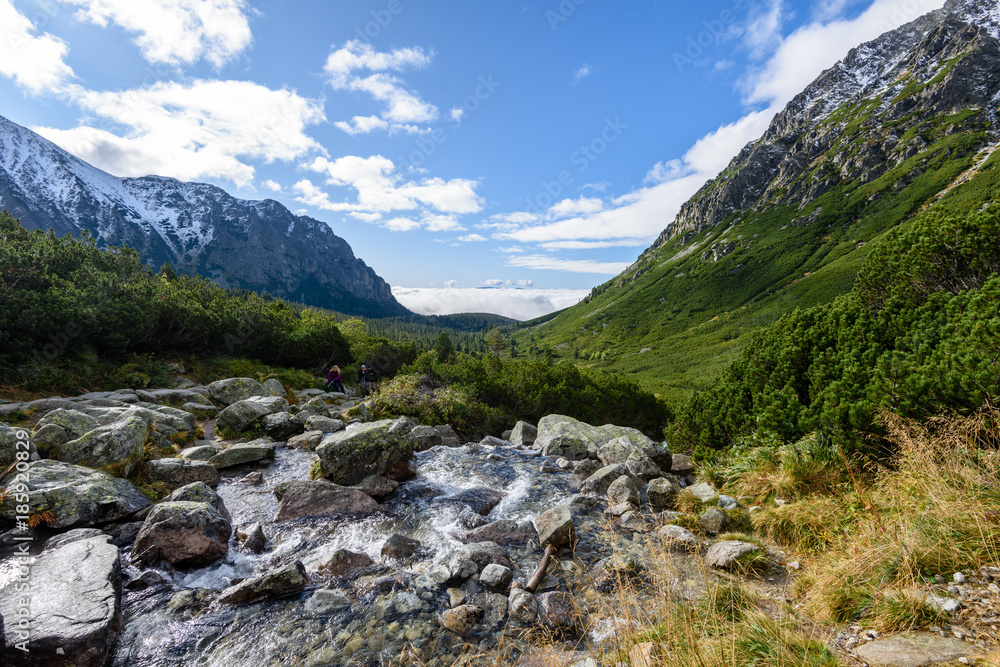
[273,480,381,521]
[606,475,641,507]
[262,378,287,397]
[147,458,220,489]
[36,408,99,440]
[297,397,330,418]
[647,476,682,509]
[209,438,277,469]
[164,482,231,522]
[536,415,665,463]
[316,418,416,486]
[217,396,288,434]
[207,377,270,406]
[0,461,150,529]
[598,431,671,469]
[535,505,574,547]
[132,501,231,567]
[579,464,628,496]
[263,412,305,439]
[0,534,121,666]
[535,415,606,460]
[59,415,148,478]
[510,421,538,447]
[409,425,442,452]
[435,424,462,447]
[0,425,38,470]
[302,415,344,434]
[216,561,307,605]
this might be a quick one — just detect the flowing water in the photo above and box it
[107,441,705,667]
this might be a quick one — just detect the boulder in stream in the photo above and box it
[510,421,538,447]
[436,486,506,516]
[0,534,121,667]
[315,549,377,579]
[463,519,536,547]
[315,417,416,486]
[132,500,231,567]
[273,479,381,521]
[535,506,574,548]
[216,561,307,605]
[209,438,277,469]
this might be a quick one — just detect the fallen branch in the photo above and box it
[525,544,556,593]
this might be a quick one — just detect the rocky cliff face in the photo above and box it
[653,0,1000,248]
[0,115,408,317]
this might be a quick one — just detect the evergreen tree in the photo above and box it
[433,332,455,362]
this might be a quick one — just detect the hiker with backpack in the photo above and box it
[358,363,378,396]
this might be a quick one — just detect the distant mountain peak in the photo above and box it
[652,0,1000,248]
[0,114,409,317]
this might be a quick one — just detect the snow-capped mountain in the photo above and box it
[0,115,408,317]
[656,0,1000,245]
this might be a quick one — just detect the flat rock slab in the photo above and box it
[0,460,151,529]
[0,535,122,666]
[855,632,980,666]
[274,480,381,521]
[209,439,277,469]
[148,458,220,488]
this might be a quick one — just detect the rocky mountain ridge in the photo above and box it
[0,115,408,317]
[654,0,1000,248]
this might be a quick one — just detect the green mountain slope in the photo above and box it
[515,0,1000,402]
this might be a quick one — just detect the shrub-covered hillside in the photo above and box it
[669,204,1000,454]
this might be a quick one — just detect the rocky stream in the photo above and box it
[0,375,993,666]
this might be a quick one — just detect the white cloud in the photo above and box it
[334,115,389,135]
[540,239,647,250]
[424,215,463,232]
[457,234,488,242]
[59,0,253,67]
[643,159,684,185]
[301,155,483,218]
[548,197,604,218]
[325,41,437,132]
[573,63,595,84]
[483,279,504,287]
[261,179,282,192]
[0,0,75,94]
[384,217,421,231]
[507,254,630,274]
[392,286,590,320]
[744,0,786,59]
[36,80,325,186]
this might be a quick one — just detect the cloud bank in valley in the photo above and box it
[392,287,590,321]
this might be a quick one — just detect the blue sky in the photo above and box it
[0,0,945,319]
